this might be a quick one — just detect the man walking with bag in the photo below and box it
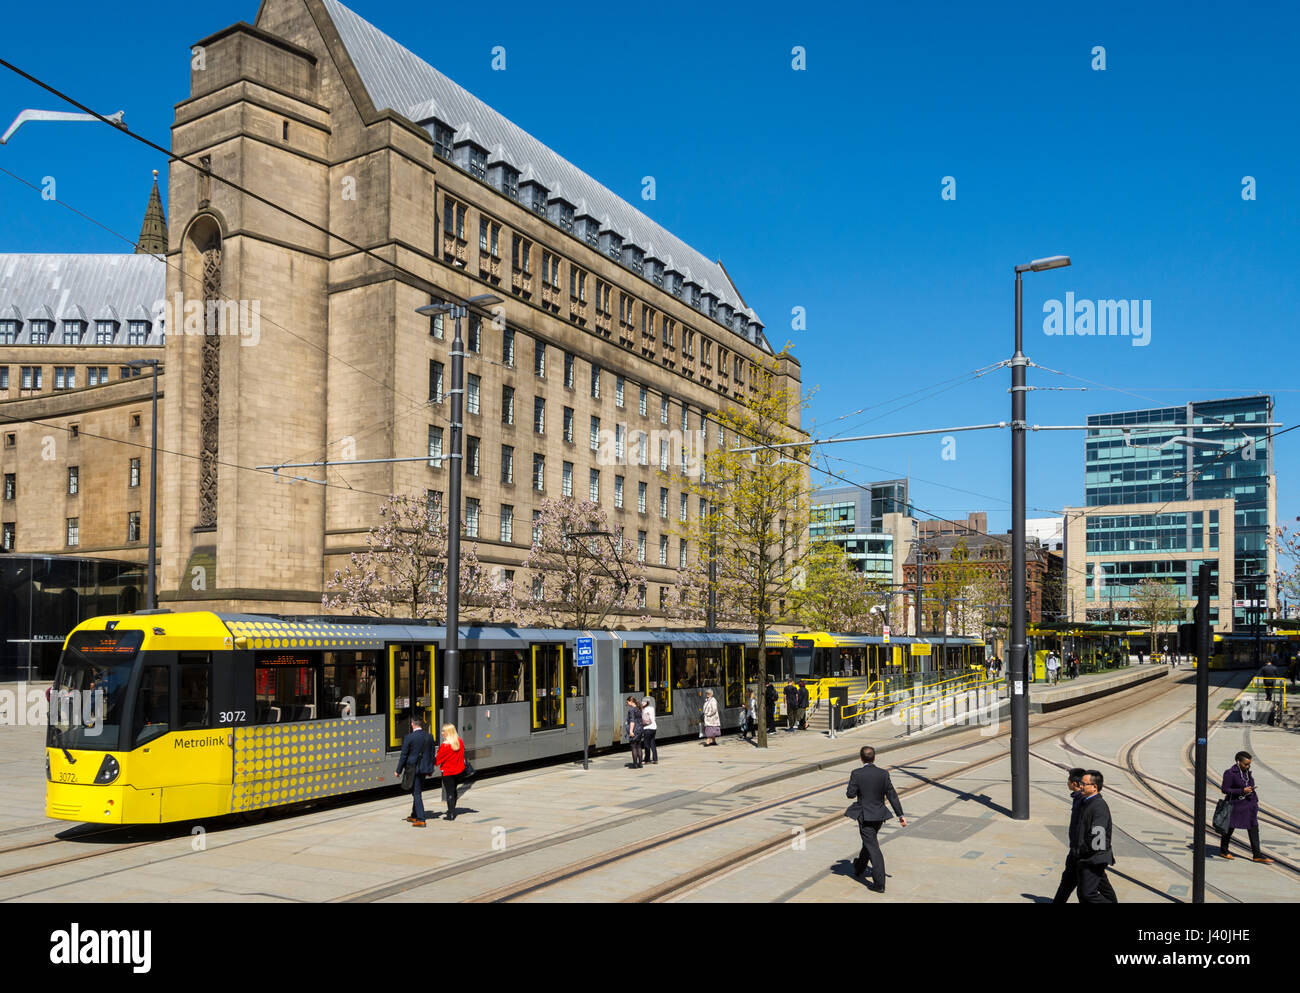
[396,717,435,827]
[845,746,907,892]
[1074,770,1118,902]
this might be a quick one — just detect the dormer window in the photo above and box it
[501,167,519,199]
[467,146,487,179]
[95,320,116,345]
[127,321,149,345]
[667,273,683,298]
[62,321,84,345]
[624,244,643,275]
[646,258,664,287]
[548,200,575,232]
[599,230,622,262]
[432,122,455,160]
[0,321,16,345]
[30,321,50,344]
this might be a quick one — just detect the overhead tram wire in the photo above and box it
[823,361,1009,440]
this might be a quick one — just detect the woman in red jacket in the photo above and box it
[436,723,467,821]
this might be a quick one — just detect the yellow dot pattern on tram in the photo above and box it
[224,619,385,651]
[231,716,386,812]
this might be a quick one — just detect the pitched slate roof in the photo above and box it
[0,254,166,345]
[320,0,768,351]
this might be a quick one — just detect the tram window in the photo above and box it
[743,648,759,686]
[791,639,814,677]
[621,648,643,694]
[323,654,378,718]
[699,648,722,686]
[133,665,170,745]
[178,662,210,729]
[487,652,526,703]
[255,665,317,723]
[766,648,784,681]
[460,651,489,707]
[678,648,699,689]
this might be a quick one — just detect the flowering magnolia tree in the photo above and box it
[322,493,513,621]
[1273,525,1300,606]
[522,497,649,628]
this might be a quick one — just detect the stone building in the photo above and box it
[148,0,799,615]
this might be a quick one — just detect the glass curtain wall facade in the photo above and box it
[1085,396,1273,630]
[809,480,910,585]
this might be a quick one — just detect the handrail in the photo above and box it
[896,676,1003,722]
[838,671,995,726]
[1242,677,1288,712]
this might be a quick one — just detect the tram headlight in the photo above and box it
[45,754,51,782]
[94,754,120,785]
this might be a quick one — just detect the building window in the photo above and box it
[532,510,543,546]
[637,482,647,514]
[479,217,501,256]
[512,235,532,275]
[533,454,545,492]
[680,540,688,569]
[0,321,16,344]
[659,487,668,519]
[590,416,600,452]
[615,424,626,462]
[532,574,544,600]
[680,493,688,523]
[659,535,668,565]
[1,523,12,551]
[590,365,601,399]
[443,197,467,240]
[562,461,573,497]
[30,322,50,345]
[639,386,648,417]
[660,397,669,424]
[563,407,574,443]
[95,321,115,345]
[426,490,443,522]
[681,405,689,432]
[541,251,561,289]
[569,267,587,302]
[659,439,669,471]
[127,321,149,345]
[659,587,667,611]
[467,374,481,415]
[54,367,75,390]
[3,474,14,500]
[467,315,482,353]
[128,512,141,543]
[501,445,514,484]
[534,397,545,434]
[432,122,454,159]
[20,367,41,390]
[430,361,444,403]
[87,367,109,386]
[637,531,646,563]
[130,458,141,488]
[0,368,7,389]
[615,475,625,509]
[589,469,600,502]
[500,505,514,543]
[615,376,625,408]
[564,352,575,389]
[466,436,481,476]
[535,342,545,378]
[67,466,79,496]
[62,322,83,345]
[66,518,79,547]
[465,498,480,538]
[428,426,444,468]
[637,433,648,466]
[501,328,515,366]
[429,312,444,340]
[663,317,676,348]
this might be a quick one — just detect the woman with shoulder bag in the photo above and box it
[626,696,645,768]
[1219,750,1271,862]
[435,723,467,821]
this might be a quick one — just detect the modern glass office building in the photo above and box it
[1083,395,1276,630]
[809,480,911,585]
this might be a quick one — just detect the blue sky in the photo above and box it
[1,0,1296,539]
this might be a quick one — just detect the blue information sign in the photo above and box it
[575,636,595,667]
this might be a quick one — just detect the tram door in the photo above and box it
[388,644,436,750]
[724,646,743,707]
[530,644,565,731]
[646,645,672,715]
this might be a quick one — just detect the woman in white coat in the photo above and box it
[641,697,659,764]
[701,688,721,746]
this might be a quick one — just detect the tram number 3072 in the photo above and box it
[218,711,247,724]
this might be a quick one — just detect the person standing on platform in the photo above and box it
[435,723,467,821]
[1047,652,1060,686]
[641,696,658,764]
[1052,768,1087,903]
[784,679,798,730]
[741,690,757,741]
[765,678,778,731]
[701,688,721,746]
[396,717,435,827]
[845,746,906,892]
[797,680,810,730]
[625,696,644,768]
[1218,751,1272,863]
[1074,770,1118,902]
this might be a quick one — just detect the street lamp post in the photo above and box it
[1011,254,1070,821]
[127,358,160,609]
[416,293,502,731]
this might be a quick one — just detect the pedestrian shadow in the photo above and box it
[1020,893,1053,904]
[892,766,1013,818]
[829,858,884,887]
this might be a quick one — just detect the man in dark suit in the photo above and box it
[796,680,810,730]
[396,717,436,827]
[1073,770,1118,902]
[764,678,778,731]
[846,745,907,892]
[783,679,798,730]
[1052,768,1087,903]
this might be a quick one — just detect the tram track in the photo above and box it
[1052,678,1300,886]
[445,672,1192,902]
